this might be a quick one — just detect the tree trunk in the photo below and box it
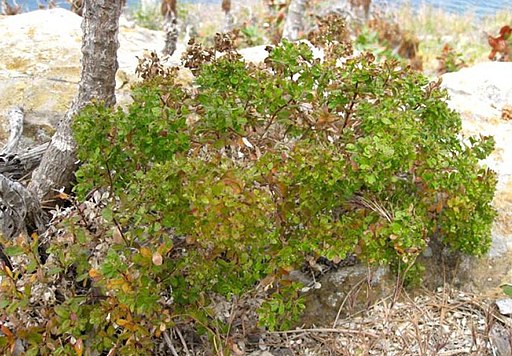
[28,0,122,202]
[162,0,179,56]
[282,0,309,42]
[221,0,234,33]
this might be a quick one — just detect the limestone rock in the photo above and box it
[239,45,271,64]
[496,298,512,315]
[301,265,394,327]
[0,8,184,149]
[441,62,512,120]
[441,62,512,291]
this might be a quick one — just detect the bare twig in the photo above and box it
[332,277,367,327]
[269,327,379,338]
[1,107,24,156]
[438,348,471,356]
[175,327,191,356]
[163,330,179,356]
[258,97,295,143]
[341,81,359,131]
[0,143,48,181]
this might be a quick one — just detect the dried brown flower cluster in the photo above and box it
[488,25,511,62]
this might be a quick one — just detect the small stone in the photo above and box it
[249,352,274,356]
[496,298,512,315]
[422,246,433,257]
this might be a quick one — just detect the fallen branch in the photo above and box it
[0,108,47,238]
[163,330,179,356]
[175,328,191,356]
[0,107,48,181]
[0,173,46,239]
[269,327,379,338]
[1,107,24,156]
[0,143,49,180]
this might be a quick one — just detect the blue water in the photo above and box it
[376,0,511,17]
[11,0,208,12]
[10,0,512,17]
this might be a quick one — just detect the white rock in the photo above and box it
[441,62,512,288]
[441,62,512,120]
[239,45,271,64]
[442,63,512,256]
[496,298,512,315]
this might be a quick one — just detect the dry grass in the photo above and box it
[390,3,512,73]
[243,287,511,355]
[159,286,512,355]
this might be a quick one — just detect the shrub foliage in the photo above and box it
[0,21,496,354]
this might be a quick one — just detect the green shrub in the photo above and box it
[0,23,496,354]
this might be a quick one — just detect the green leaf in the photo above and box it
[0,299,10,309]
[3,246,23,257]
[502,284,512,298]
[102,207,113,222]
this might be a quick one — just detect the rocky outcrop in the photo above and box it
[439,63,512,290]
[0,8,184,149]
[442,62,512,122]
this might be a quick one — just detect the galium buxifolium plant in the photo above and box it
[0,16,496,354]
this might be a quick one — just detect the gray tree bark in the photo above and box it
[162,0,179,56]
[1,107,24,156]
[282,0,309,42]
[0,108,45,237]
[221,0,234,33]
[0,107,48,181]
[28,0,122,202]
[0,143,48,181]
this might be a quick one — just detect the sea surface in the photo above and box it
[10,0,512,17]
[376,0,511,17]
